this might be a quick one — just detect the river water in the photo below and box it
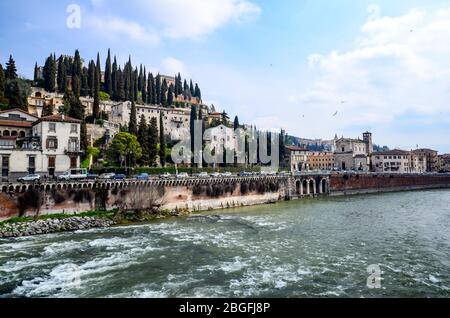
[0,190,449,298]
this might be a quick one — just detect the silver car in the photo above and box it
[18,174,41,183]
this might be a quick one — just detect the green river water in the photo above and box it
[0,189,449,298]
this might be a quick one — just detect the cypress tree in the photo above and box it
[159,111,166,167]
[174,74,179,98]
[161,79,168,106]
[167,84,174,106]
[0,64,7,105]
[234,116,240,130]
[155,74,161,105]
[137,114,149,165]
[190,105,198,161]
[43,54,56,92]
[148,117,158,166]
[128,101,137,135]
[117,67,125,101]
[81,68,89,97]
[93,62,100,119]
[194,84,201,100]
[104,49,112,96]
[57,55,66,93]
[33,62,39,83]
[96,52,101,83]
[183,80,188,93]
[189,80,194,96]
[138,64,143,92]
[141,67,147,103]
[88,60,96,97]
[112,56,118,100]
[133,68,138,102]
[72,75,81,99]
[5,55,17,80]
[73,49,82,77]
[177,73,183,95]
[80,120,88,159]
[148,73,155,104]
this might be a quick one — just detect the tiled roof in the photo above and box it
[34,114,82,124]
[286,146,308,151]
[0,108,38,118]
[373,149,410,156]
[0,119,33,128]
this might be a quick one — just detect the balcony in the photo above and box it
[0,136,41,151]
[65,146,83,155]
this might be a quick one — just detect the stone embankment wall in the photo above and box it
[330,173,450,196]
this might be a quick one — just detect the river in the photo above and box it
[1,189,449,298]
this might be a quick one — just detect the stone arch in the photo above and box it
[3,130,10,136]
[19,131,26,138]
[295,180,301,195]
[302,179,309,195]
[309,179,315,195]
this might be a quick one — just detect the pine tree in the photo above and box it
[148,117,158,166]
[88,60,96,97]
[161,79,168,106]
[112,56,118,100]
[57,55,66,94]
[159,111,166,167]
[128,101,137,135]
[43,54,56,92]
[104,49,112,96]
[5,55,17,80]
[167,84,174,106]
[137,115,149,165]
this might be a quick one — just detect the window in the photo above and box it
[49,123,56,132]
[28,156,36,174]
[70,157,77,169]
[69,138,79,152]
[70,124,78,133]
[48,156,55,176]
[46,137,58,150]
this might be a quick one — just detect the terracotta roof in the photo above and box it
[0,119,33,128]
[411,148,438,154]
[34,114,82,125]
[286,146,308,152]
[373,149,410,156]
[0,108,38,118]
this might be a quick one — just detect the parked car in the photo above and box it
[18,174,41,183]
[86,173,99,180]
[112,174,126,180]
[221,172,233,177]
[198,172,209,178]
[99,173,116,180]
[159,173,172,179]
[238,171,251,177]
[210,172,221,178]
[58,169,88,181]
[176,172,189,179]
[135,173,149,181]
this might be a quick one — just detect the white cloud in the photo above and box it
[288,6,450,150]
[88,0,261,42]
[86,15,160,45]
[161,57,187,76]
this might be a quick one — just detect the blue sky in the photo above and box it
[1,0,450,152]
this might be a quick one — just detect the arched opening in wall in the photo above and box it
[11,131,18,137]
[302,180,308,194]
[3,130,10,136]
[321,179,327,194]
[19,131,26,138]
[309,180,315,195]
[295,180,301,194]
[342,162,346,170]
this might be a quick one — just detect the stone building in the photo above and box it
[333,132,373,171]
[283,146,310,172]
[0,109,81,181]
[371,150,411,173]
[411,148,438,172]
[438,154,450,172]
[307,152,334,171]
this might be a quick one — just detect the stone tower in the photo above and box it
[363,132,373,154]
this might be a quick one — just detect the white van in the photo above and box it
[58,169,88,181]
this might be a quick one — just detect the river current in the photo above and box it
[1,190,449,298]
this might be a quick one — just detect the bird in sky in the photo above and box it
[332,111,338,117]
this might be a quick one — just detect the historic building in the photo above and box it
[371,149,427,173]
[0,109,81,181]
[307,152,335,171]
[333,132,373,171]
[411,148,438,172]
[283,146,310,172]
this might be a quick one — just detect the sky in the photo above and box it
[1,0,450,152]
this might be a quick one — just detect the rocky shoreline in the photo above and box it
[0,217,116,238]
